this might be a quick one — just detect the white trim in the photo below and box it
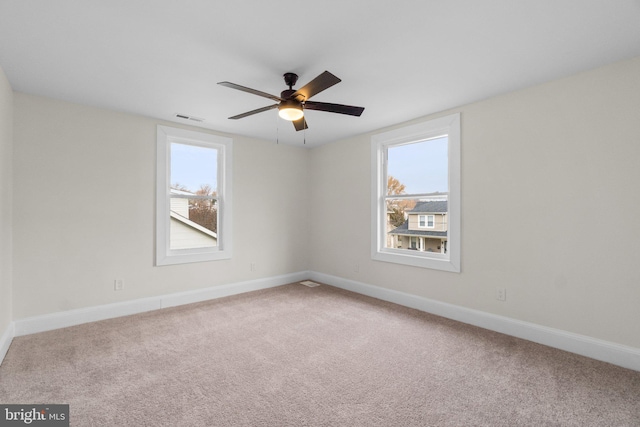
[0,321,15,366]
[371,113,461,272]
[8,270,639,373]
[13,271,308,337]
[308,271,640,372]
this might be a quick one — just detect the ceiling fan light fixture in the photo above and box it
[219,70,364,132]
[278,100,304,121]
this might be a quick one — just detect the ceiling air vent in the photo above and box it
[175,113,205,123]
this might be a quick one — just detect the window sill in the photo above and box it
[372,249,460,272]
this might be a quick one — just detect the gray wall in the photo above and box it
[6,56,640,353]
[308,56,640,349]
[12,93,309,318]
[0,66,12,337]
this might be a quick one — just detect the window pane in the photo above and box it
[385,197,448,253]
[170,197,218,249]
[169,142,218,250]
[387,136,448,195]
[170,143,217,194]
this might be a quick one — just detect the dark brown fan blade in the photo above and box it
[292,117,308,131]
[291,71,341,101]
[303,101,364,117]
[218,81,283,102]
[228,104,278,120]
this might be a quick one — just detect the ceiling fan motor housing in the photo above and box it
[283,72,299,89]
[281,89,297,99]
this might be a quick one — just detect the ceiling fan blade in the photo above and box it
[228,104,278,120]
[292,71,341,101]
[292,117,308,131]
[218,81,283,102]
[303,101,365,117]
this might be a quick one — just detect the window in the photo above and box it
[410,236,418,250]
[371,113,460,272]
[156,126,232,265]
[418,215,435,228]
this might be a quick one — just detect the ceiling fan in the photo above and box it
[218,71,365,131]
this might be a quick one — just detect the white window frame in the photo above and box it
[156,125,233,266]
[371,113,460,272]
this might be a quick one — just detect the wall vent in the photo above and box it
[175,113,205,123]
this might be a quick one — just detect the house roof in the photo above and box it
[170,188,195,196]
[170,211,217,239]
[409,200,448,214]
[388,221,447,238]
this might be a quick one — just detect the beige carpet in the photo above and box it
[1,283,639,426]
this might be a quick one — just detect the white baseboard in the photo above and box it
[13,271,309,337]
[7,270,640,373]
[309,271,640,372]
[0,321,14,366]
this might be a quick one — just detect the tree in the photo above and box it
[188,184,218,233]
[387,175,415,227]
[387,175,406,196]
[388,207,406,228]
[171,183,188,191]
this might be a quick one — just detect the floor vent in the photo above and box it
[300,280,321,287]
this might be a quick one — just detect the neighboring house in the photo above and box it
[170,188,217,249]
[388,200,448,253]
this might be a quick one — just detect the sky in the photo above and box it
[170,143,217,192]
[169,136,447,195]
[387,136,448,194]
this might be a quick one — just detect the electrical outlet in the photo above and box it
[496,287,506,301]
[114,279,124,291]
[354,263,359,273]
[250,262,256,272]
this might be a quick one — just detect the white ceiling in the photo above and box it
[1,1,640,147]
